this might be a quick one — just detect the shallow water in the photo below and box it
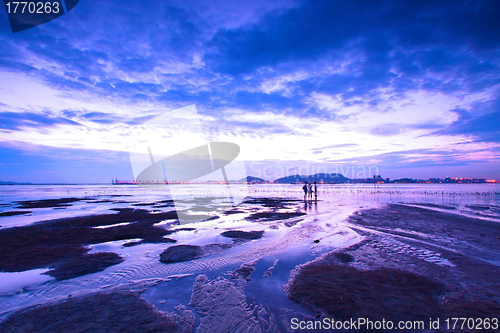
[0,183,499,322]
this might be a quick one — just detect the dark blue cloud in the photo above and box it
[0,111,80,130]
[202,0,500,112]
[81,112,121,124]
[435,100,500,142]
[332,148,475,170]
[0,0,497,122]
[205,0,499,74]
[204,1,375,75]
[0,0,206,104]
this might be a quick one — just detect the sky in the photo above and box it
[0,0,499,183]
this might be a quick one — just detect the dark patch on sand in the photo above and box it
[0,210,32,217]
[47,252,124,280]
[223,210,246,215]
[14,198,83,209]
[221,230,264,239]
[284,219,302,227]
[85,200,114,204]
[176,227,196,232]
[287,259,500,330]
[0,291,195,333]
[0,208,179,279]
[348,203,500,261]
[332,252,354,263]
[245,211,306,222]
[159,243,232,264]
[287,263,444,321]
[243,197,302,208]
[411,202,456,210]
[122,237,177,248]
[157,199,175,204]
[160,245,203,263]
[122,241,142,247]
[466,204,491,211]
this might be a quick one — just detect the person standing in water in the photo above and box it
[302,182,308,200]
[314,182,318,200]
[308,183,313,200]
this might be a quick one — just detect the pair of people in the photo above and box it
[302,181,317,200]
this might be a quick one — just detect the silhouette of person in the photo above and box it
[314,182,318,200]
[302,182,308,200]
[308,183,313,200]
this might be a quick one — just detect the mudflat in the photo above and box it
[1,196,499,332]
[285,203,500,331]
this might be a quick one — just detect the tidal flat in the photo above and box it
[0,184,499,332]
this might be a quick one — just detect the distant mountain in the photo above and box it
[392,178,416,183]
[274,173,350,184]
[0,181,32,185]
[238,176,267,183]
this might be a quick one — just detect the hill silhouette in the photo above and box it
[238,176,267,183]
[0,181,33,185]
[274,173,350,184]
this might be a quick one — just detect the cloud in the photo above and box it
[369,126,403,137]
[434,101,500,142]
[204,0,500,74]
[0,111,80,130]
[323,147,500,171]
[81,112,122,124]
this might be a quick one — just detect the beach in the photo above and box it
[0,184,499,332]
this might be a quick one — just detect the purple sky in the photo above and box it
[0,0,499,183]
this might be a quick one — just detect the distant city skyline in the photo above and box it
[1,0,499,183]
[2,173,498,185]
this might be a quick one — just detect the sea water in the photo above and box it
[0,183,499,321]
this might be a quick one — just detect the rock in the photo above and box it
[227,260,257,280]
[160,245,204,263]
[220,230,264,240]
[47,252,124,280]
[159,243,232,264]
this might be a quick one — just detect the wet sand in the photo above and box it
[1,195,499,332]
[0,291,195,333]
[0,208,179,279]
[285,203,500,331]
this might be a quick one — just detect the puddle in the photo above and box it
[0,269,54,295]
